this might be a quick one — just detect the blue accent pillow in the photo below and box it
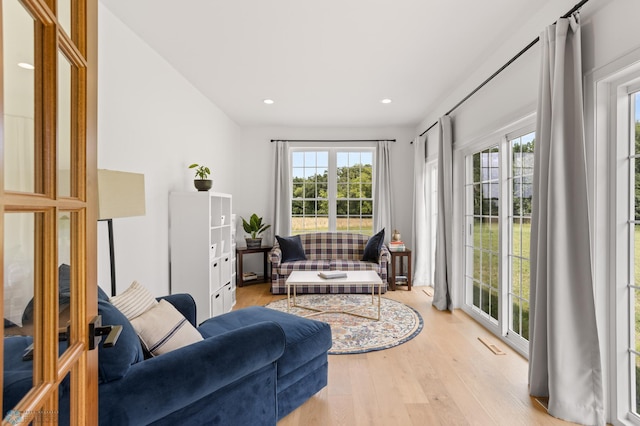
[276,235,307,263]
[97,286,110,301]
[362,228,385,263]
[97,300,144,383]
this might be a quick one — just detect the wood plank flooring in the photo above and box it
[234,283,572,426]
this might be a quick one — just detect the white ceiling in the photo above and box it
[100,0,555,129]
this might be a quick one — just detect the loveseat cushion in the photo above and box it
[330,259,379,272]
[275,259,330,276]
[98,299,144,383]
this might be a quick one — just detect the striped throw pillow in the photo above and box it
[109,281,157,320]
[130,299,203,356]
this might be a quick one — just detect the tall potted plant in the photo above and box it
[241,214,270,248]
[189,163,212,191]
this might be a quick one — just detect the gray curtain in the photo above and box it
[373,140,393,240]
[273,141,291,238]
[412,135,430,286]
[528,16,604,425]
[433,116,452,311]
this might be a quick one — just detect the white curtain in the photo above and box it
[273,141,291,238]
[528,16,604,425]
[433,116,453,311]
[412,135,430,286]
[373,140,393,240]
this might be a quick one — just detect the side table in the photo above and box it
[236,246,272,287]
[388,249,412,291]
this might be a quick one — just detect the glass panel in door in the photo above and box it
[3,0,36,193]
[466,146,500,321]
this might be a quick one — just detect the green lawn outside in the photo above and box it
[471,219,531,339]
[291,217,373,235]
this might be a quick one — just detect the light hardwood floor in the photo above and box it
[234,283,572,426]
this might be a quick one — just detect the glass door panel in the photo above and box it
[3,0,36,193]
[58,51,72,197]
[58,211,72,356]
[466,147,500,321]
[58,0,72,36]
[4,212,38,413]
[508,132,534,340]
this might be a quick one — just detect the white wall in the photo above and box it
[98,4,241,296]
[235,126,415,271]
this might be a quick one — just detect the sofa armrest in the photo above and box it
[269,246,282,267]
[157,293,197,327]
[99,321,286,425]
[379,244,390,264]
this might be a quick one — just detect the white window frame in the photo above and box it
[289,146,376,235]
[504,126,535,354]
[590,47,640,425]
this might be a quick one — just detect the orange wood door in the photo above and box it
[1,0,98,424]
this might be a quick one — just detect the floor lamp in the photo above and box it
[97,169,146,296]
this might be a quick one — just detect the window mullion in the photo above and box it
[328,148,337,231]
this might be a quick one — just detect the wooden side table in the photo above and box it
[388,249,412,291]
[236,246,272,287]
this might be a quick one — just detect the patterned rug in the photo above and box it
[265,294,423,355]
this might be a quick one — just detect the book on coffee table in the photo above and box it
[318,271,347,279]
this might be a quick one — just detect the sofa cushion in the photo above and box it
[109,280,158,320]
[198,306,331,380]
[276,235,307,263]
[130,299,203,356]
[362,228,385,263]
[98,299,144,383]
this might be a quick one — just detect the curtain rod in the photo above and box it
[411,0,591,142]
[270,139,395,143]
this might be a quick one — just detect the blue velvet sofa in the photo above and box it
[3,289,332,425]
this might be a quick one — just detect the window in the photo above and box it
[291,149,374,235]
[463,124,534,355]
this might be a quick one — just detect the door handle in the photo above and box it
[88,315,123,350]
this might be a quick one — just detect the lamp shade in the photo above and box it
[97,169,146,220]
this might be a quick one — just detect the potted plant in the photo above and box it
[241,213,271,248]
[189,163,212,191]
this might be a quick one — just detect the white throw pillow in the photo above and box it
[109,280,157,320]
[130,299,203,356]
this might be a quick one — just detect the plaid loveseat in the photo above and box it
[269,232,389,294]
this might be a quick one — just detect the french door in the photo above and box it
[2,0,98,423]
[463,126,534,355]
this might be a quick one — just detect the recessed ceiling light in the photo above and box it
[263,99,275,105]
[18,62,34,70]
[380,98,392,104]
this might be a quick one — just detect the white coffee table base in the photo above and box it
[286,270,383,321]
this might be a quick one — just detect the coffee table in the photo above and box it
[286,270,383,321]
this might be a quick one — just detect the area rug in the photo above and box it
[265,294,423,355]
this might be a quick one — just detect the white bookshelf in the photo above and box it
[169,191,235,324]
